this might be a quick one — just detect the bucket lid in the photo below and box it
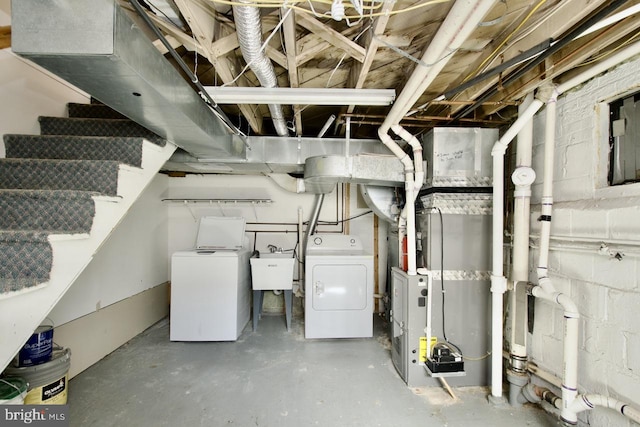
[0,378,27,400]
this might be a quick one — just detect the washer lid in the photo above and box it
[196,216,246,250]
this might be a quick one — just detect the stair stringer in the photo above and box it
[0,139,176,372]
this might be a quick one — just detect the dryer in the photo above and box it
[304,234,373,339]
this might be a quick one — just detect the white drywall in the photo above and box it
[166,174,381,289]
[527,55,640,426]
[48,174,170,326]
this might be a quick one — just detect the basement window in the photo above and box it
[609,91,640,185]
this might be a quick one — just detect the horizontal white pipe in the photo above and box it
[557,40,640,95]
[570,394,640,424]
[530,233,640,247]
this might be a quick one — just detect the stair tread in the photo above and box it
[4,134,145,166]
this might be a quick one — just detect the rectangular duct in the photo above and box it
[11,0,243,159]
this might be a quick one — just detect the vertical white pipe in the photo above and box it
[491,98,545,398]
[391,125,425,276]
[510,93,535,361]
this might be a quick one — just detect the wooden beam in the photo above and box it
[296,14,366,63]
[346,0,395,118]
[282,8,303,135]
[172,0,264,134]
[296,26,361,66]
[447,0,611,116]
[481,17,640,116]
[0,26,11,50]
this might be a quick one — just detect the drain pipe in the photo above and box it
[507,92,537,407]
[390,124,425,276]
[377,0,496,275]
[516,40,640,423]
[233,1,289,136]
[490,92,545,400]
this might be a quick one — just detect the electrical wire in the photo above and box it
[463,0,548,83]
[434,207,462,355]
[574,30,640,67]
[315,210,373,225]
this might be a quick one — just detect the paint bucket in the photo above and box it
[0,378,28,405]
[4,348,71,405]
[18,324,54,367]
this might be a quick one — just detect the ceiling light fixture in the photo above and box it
[204,87,396,106]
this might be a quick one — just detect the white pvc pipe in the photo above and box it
[570,394,640,424]
[490,97,545,398]
[510,92,535,361]
[380,0,497,131]
[390,125,425,276]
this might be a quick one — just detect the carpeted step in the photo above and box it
[0,231,52,293]
[4,135,145,167]
[38,117,166,146]
[0,158,120,196]
[67,103,127,120]
[0,190,96,234]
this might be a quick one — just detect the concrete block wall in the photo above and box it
[527,55,640,426]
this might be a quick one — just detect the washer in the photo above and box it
[304,234,374,339]
[170,217,251,342]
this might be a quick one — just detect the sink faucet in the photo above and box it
[267,244,278,253]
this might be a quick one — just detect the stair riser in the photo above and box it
[67,103,127,120]
[4,135,144,167]
[0,241,52,293]
[0,160,119,195]
[39,117,165,145]
[0,195,95,233]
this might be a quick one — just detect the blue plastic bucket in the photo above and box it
[18,325,54,367]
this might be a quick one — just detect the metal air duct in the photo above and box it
[233,2,289,136]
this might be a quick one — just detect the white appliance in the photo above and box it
[170,217,251,341]
[304,234,374,339]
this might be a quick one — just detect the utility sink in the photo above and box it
[250,252,295,290]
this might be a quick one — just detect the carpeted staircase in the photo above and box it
[0,100,176,370]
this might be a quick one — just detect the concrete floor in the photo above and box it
[68,304,561,427]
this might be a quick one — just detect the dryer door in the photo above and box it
[311,263,368,310]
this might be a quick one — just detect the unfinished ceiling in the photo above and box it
[120,0,640,139]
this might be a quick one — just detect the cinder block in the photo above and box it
[608,289,640,332]
[625,331,640,374]
[592,254,637,290]
[553,177,595,203]
[609,206,640,241]
[540,334,563,368]
[548,251,594,283]
[569,207,608,237]
[562,143,593,180]
[573,280,608,321]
